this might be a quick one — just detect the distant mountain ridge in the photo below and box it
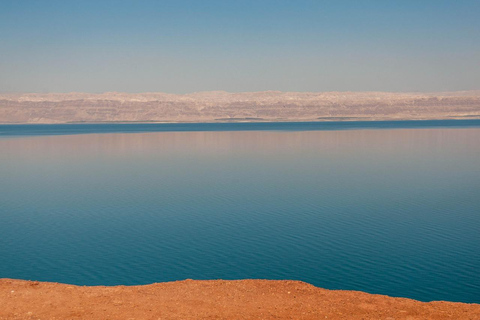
[1,90,479,123]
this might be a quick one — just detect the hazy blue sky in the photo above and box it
[1,0,479,93]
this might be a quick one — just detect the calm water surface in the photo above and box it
[1,122,479,303]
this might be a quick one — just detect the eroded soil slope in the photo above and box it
[1,279,479,319]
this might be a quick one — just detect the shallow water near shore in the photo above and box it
[1,121,479,303]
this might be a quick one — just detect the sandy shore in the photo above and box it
[1,279,479,319]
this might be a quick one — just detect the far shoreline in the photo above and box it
[2,119,480,138]
[2,119,480,139]
[2,117,480,125]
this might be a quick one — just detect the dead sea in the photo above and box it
[1,121,479,313]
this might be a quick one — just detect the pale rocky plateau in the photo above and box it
[1,90,479,123]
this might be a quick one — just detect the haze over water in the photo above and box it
[1,123,479,303]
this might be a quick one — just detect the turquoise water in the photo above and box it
[1,121,479,303]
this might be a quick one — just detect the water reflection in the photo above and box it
[2,128,479,159]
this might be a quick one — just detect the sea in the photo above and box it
[1,120,479,303]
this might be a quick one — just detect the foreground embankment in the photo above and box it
[1,279,479,319]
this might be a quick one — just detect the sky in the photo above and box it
[1,0,479,93]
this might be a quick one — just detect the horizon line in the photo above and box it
[2,89,480,96]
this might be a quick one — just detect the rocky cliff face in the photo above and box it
[1,91,479,123]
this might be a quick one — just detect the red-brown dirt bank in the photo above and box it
[1,278,479,319]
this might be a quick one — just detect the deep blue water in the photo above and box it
[1,121,479,303]
[2,119,480,137]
